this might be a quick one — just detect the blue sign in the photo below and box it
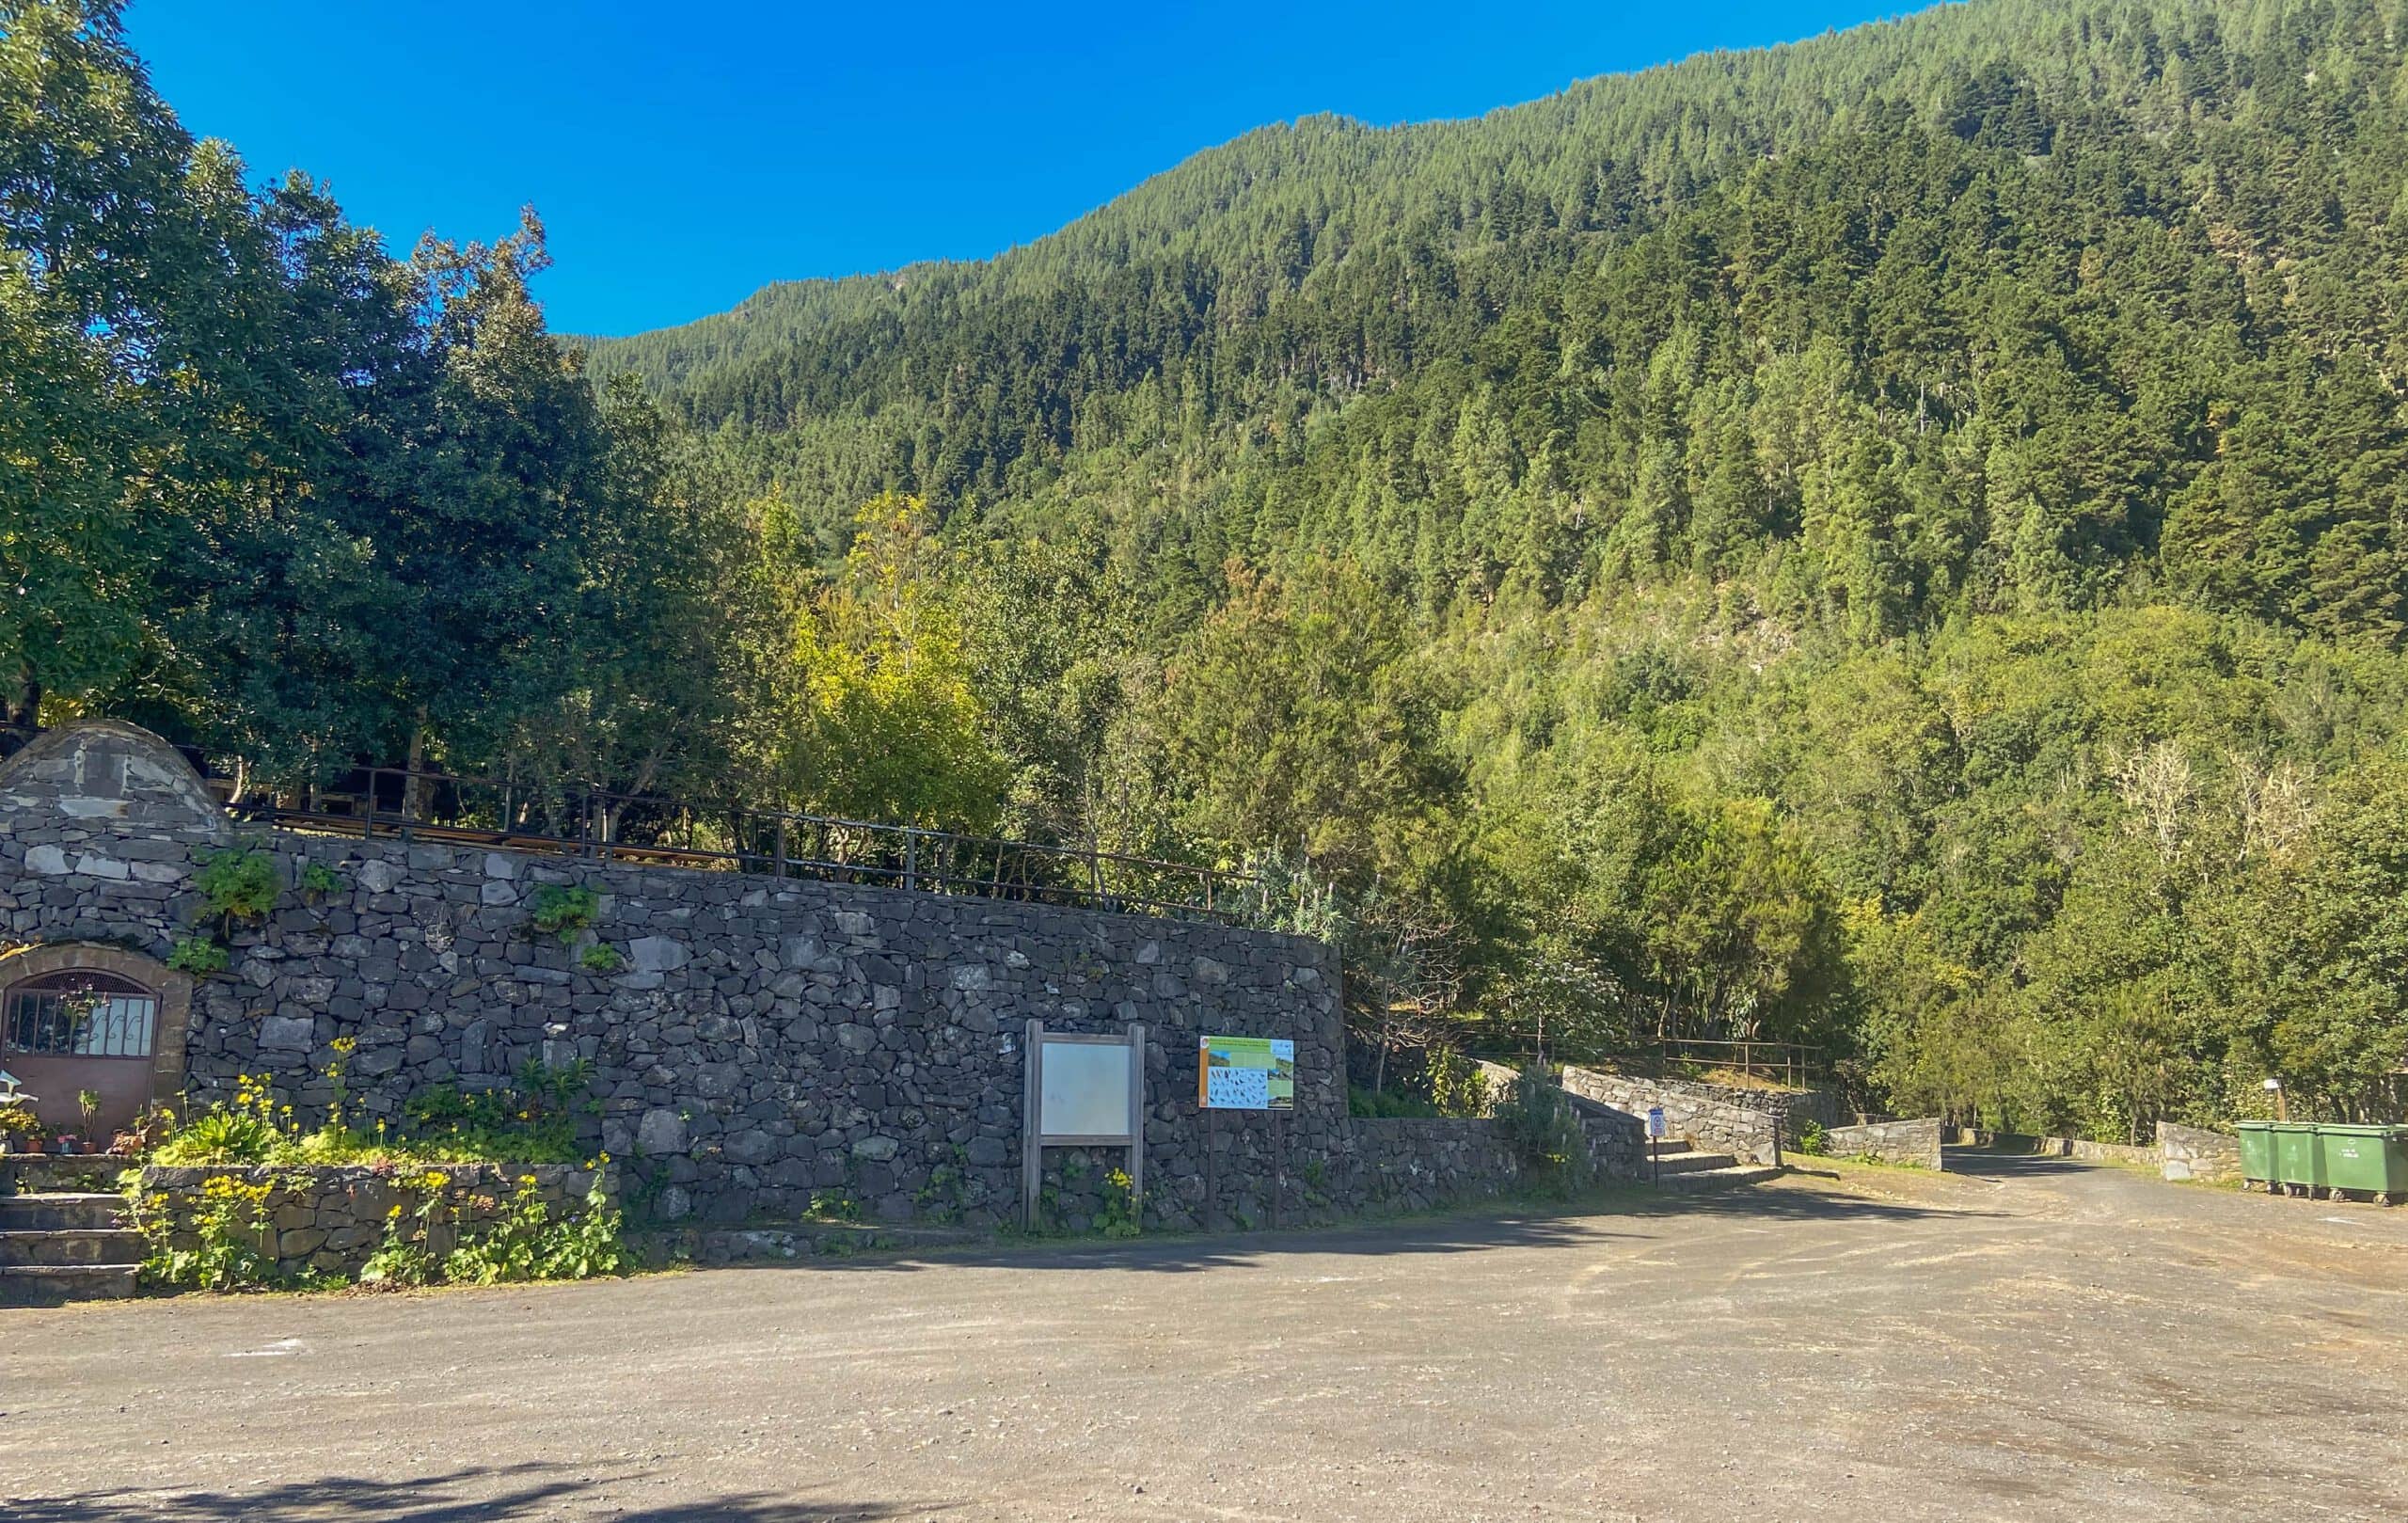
[1646,1105,1668,1139]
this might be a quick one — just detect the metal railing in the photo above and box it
[248,763,1252,922]
[1449,1024,1828,1088]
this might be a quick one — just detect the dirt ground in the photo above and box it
[6,1151,2405,1522]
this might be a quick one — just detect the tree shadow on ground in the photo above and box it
[7,1463,932,1523]
[1942,1150,2114,1181]
[704,1175,2001,1277]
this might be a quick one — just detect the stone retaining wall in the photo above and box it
[4,722,1638,1239]
[1557,1067,1784,1166]
[131,1162,607,1280]
[1821,1117,1943,1169]
[2157,1122,2242,1183]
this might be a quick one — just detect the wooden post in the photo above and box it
[1126,1023,1146,1231]
[1205,1105,1218,1231]
[1022,1019,1045,1233]
[774,817,788,879]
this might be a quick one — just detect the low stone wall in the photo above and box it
[2157,1121,2242,1183]
[131,1162,608,1280]
[1558,1067,1783,1166]
[1821,1117,1943,1169]
[2018,1135,2159,1167]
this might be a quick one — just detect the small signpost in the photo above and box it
[1198,1035,1295,1229]
[1647,1105,1668,1186]
[1022,1020,1147,1233]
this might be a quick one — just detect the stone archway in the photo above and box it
[0,943,192,1141]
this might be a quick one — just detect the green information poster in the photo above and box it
[1198,1035,1295,1111]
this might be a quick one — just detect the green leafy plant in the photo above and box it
[359,1168,452,1288]
[1427,1047,1492,1118]
[297,861,344,900]
[133,1174,277,1291]
[578,942,624,973]
[808,1187,861,1223]
[193,846,281,931]
[442,1173,626,1284]
[1348,1083,1438,1118]
[166,936,230,976]
[1794,1119,1830,1157]
[1492,1067,1592,1194]
[1094,1166,1142,1239]
[529,884,601,945]
[0,1103,40,1146]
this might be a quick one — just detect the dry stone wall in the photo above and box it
[1821,1117,1943,1169]
[1557,1067,1786,1166]
[133,1162,605,1279]
[3,722,1601,1234]
[2158,1122,2242,1183]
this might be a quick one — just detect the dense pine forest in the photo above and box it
[11,0,2408,1138]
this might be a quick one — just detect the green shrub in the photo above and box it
[194,847,281,927]
[578,942,624,973]
[530,884,600,944]
[1794,1119,1830,1157]
[1492,1067,1592,1193]
[132,1173,278,1291]
[1348,1083,1440,1118]
[166,936,230,976]
[1428,1048,1493,1118]
[441,1174,626,1284]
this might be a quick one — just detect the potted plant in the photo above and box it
[0,1103,37,1155]
[76,1090,101,1152]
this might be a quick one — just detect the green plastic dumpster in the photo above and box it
[2273,1122,2327,1198]
[2316,1125,2408,1206]
[2235,1120,2277,1191]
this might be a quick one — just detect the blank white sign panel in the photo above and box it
[1039,1040,1133,1138]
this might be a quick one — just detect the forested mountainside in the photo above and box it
[12,0,2408,1140]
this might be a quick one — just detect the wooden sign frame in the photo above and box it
[1022,1019,1147,1232]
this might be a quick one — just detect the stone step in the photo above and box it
[0,1229,145,1267]
[0,1193,128,1232]
[0,1154,132,1196]
[1649,1149,1741,1175]
[1656,1164,1785,1194]
[0,1262,139,1306]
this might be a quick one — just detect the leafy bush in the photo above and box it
[193,847,281,927]
[133,1175,277,1291]
[150,1076,284,1165]
[1492,1067,1592,1192]
[530,884,601,944]
[1348,1083,1439,1118]
[1427,1048,1492,1118]
[166,936,229,976]
[578,942,625,973]
[1093,1167,1142,1239]
[1794,1119,1830,1157]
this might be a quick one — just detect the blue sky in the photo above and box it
[127,2,1903,337]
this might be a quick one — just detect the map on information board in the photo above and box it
[1198,1035,1295,1111]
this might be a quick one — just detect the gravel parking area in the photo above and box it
[6,1153,2405,1522]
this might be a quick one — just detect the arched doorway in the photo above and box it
[0,946,191,1144]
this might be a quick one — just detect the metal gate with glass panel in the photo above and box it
[1,970,161,1140]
